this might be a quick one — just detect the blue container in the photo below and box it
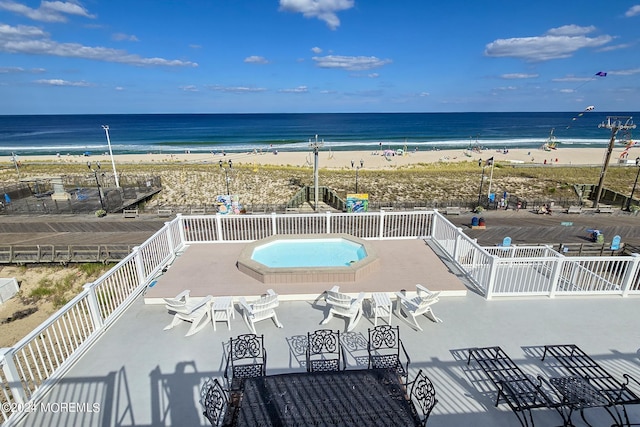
[471,216,479,226]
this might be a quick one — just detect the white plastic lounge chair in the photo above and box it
[163,289,191,308]
[239,289,283,334]
[320,285,365,332]
[395,284,442,331]
[164,294,213,336]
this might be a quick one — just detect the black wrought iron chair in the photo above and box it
[368,325,410,383]
[224,333,267,391]
[200,377,228,427]
[409,369,438,427]
[306,329,345,372]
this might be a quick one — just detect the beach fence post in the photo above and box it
[271,212,278,235]
[378,210,385,239]
[215,214,223,241]
[484,255,500,300]
[548,256,566,298]
[1,347,26,409]
[82,282,105,329]
[326,211,332,234]
[621,253,640,297]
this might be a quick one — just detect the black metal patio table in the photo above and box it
[230,368,422,426]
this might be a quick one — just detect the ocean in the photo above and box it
[0,112,637,156]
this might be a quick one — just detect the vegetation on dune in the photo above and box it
[1,160,639,206]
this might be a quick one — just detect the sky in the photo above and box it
[1,0,639,114]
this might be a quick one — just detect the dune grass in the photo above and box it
[1,160,638,205]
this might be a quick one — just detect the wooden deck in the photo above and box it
[144,239,468,302]
[445,209,640,247]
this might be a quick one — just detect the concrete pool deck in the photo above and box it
[143,238,468,303]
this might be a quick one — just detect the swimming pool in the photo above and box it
[251,238,367,268]
[237,234,380,284]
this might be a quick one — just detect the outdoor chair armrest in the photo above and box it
[353,292,366,306]
[395,292,419,311]
[416,284,431,295]
[238,298,252,315]
[623,373,640,389]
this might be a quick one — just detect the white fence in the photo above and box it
[2,209,639,426]
[0,223,179,426]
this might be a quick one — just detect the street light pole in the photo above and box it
[309,135,324,211]
[87,161,105,211]
[627,157,640,211]
[102,125,120,188]
[477,164,486,207]
[355,166,360,193]
[219,159,233,195]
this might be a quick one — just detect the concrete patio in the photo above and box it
[14,285,640,427]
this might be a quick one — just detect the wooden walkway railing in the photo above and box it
[0,244,135,264]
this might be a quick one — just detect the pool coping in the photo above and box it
[237,233,380,284]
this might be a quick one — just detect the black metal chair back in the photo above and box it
[306,329,344,372]
[225,334,266,390]
[368,325,410,380]
[410,369,438,426]
[200,377,228,427]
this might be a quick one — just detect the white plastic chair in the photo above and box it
[239,289,283,334]
[164,293,213,336]
[395,284,442,331]
[320,285,365,332]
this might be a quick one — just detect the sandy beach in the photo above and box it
[2,146,638,169]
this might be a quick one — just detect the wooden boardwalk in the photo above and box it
[0,209,638,263]
[445,208,640,248]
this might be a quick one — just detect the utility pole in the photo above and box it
[309,135,324,211]
[593,117,636,208]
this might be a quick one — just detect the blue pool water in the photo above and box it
[251,238,367,268]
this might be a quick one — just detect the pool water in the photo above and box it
[251,238,367,268]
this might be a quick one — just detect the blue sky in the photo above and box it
[1,0,639,114]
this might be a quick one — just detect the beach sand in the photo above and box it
[2,146,638,169]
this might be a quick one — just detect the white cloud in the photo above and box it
[559,88,575,93]
[244,55,269,64]
[597,43,632,52]
[485,25,612,61]
[180,85,198,92]
[311,46,322,54]
[625,5,640,17]
[552,75,591,82]
[0,0,95,23]
[34,78,91,86]
[313,55,392,71]
[546,24,596,36]
[501,73,539,79]
[206,85,267,93]
[112,33,139,42]
[368,73,379,78]
[419,92,429,97]
[279,0,354,30]
[0,66,24,72]
[278,85,308,93]
[0,66,45,73]
[609,68,640,76]
[0,23,197,67]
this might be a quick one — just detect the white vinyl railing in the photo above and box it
[2,209,639,426]
[1,222,179,426]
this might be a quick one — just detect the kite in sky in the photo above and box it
[567,105,595,129]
